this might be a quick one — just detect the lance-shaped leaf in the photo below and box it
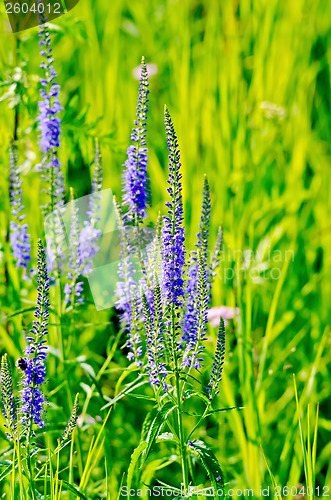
[188,439,224,494]
[141,401,178,462]
[126,441,148,495]
[101,375,148,410]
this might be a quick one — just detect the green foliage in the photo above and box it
[0,0,330,497]
[188,439,223,491]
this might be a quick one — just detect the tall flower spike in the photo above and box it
[142,278,168,390]
[9,144,31,277]
[65,144,103,306]
[91,139,103,194]
[198,176,211,262]
[21,239,50,429]
[64,189,84,305]
[183,176,211,341]
[1,354,17,439]
[114,197,143,367]
[114,196,136,326]
[37,22,64,211]
[140,212,162,307]
[127,296,143,368]
[210,226,223,280]
[79,140,103,276]
[59,393,79,445]
[206,317,226,400]
[38,22,65,278]
[122,56,150,220]
[183,252,208,369]
[161,106,185,306]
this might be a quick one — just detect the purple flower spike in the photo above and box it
[114,197,143,367]
[122,56,150,220]
[161,106,185,306]
[183,176,211,341]
[206,317,226,400]
[182,252,208,370]
[21,240,49,429]
[142,278,168,389]
[64,143,103,306]
[1,354,17,439]
[37,22,66,278]
[79,140,103,276]
[60,393,79,445]
[37,21,65,220]
[38,24,61,157]
[197,176,211,286]
[64,191,85,305]
[9,144,31,277]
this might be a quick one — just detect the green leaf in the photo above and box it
[0,460,12,467]
[182,389,198,401]
[101,377,148,410]
[80,361,104,399]
[129,393,156,401]
[61,480,89,499]
[142,401,178,462]
[141,406,157,442]
[126,441,148,495]
[206,406,244,417]
[155,478,183,493]
[188,439,224,496]
[0,306,35,324]
[183,406,243,417]
[156,432,176,442]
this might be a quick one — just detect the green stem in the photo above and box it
[171,305,189,493]
[186,405,210,443]
[26,424,37,500]
[176,378,189,493]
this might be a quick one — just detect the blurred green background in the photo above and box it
[0,0,330,496]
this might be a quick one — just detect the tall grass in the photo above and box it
[0,0,330,497]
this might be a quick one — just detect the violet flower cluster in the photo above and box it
[21,239,49,429]
[182,177,211,351]
[115,74,225,398]
[206,318,226,399]
[142,279,168,390]
[78,142,103,276]
[37,22,64,211]
[161,106,186,307]
[64,144,103,306]
[114,197,143,367]
[122,56,150,220]
[1,242,80,446]
[9,144,31,277]
[115,57,152,365]
[182,252,208,369]
[37,21,66,281]
[60,393,79,445]
[1,354,17,439]
[64,192,84,305]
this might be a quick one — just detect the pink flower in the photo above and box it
[207,306,240,327]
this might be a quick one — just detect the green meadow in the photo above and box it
[0,0,330,498]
